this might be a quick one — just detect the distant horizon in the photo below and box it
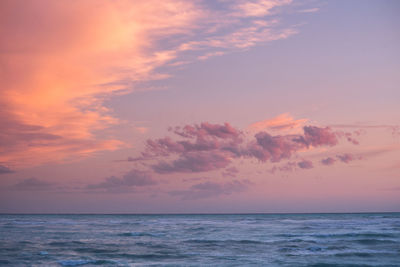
[2,211,400,215]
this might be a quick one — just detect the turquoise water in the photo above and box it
[0,213,399,266]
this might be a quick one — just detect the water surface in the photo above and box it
[1,213,399,266]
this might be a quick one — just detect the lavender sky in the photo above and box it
[0,0,399,213]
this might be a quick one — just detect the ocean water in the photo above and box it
[0,213,399,266]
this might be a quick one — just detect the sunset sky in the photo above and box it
[0,0,399,213]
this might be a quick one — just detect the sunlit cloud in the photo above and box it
[249,113,308,134]
[0,0,306,168]
[126,120,356,175]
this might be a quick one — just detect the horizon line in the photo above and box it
[1,211,399,215]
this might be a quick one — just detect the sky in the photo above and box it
[0,0,399,213]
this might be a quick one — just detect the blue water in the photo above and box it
[0,213,399,266]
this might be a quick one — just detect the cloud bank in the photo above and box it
[129,121,357,174]
[1,0,302,167]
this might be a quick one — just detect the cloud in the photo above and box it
[295,126,338,147]
[330,124,400,136]
[336,153,362,164]
[246,132,303,162]
[297,160,313,169]
[87,169,156,192]
[153,151,232,174]
[268,161,297,173]
[0,165,14,175]
[298,8,319,13]
[169,180,250,200]
[222,167,240,177]
[236,0,292,17]
[321,157,336,166]
[334,131,360,145]
[131,121,345,174]
[1,0,304,168]
[171,122,242,140]
[10,177,54,191]
[249,113,308,133]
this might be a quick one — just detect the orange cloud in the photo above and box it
[0,0,201,167]
[249,113,308,134]
[0,0,304,168]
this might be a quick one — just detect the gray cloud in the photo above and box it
[0,165,14,175]
[87,169,156,193]
[169,180,250,200]
[297,160,314,169]
[321,157,336,166]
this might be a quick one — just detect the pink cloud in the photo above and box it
[249,113,308,133]
[1,0,304,168]
[0,0,202,167]
[236,0,292,17]
[129,122,344,174]
[299,126,338,147]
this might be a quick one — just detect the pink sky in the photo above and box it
[0,0,399,213]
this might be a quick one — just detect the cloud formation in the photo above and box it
[169,180,250,200]
[1,0,302,167]
[249,113,308,133]
[87,169,156,193]
[0,165,14,175]
[336,153,362,164]
[321,157,336,166]
[131,121,349,174]
[330,124,400,136]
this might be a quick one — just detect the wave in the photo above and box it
[334,252,374,258]
[354,239,397,245]
[48,241,85,246]
[308,263,374,267]
[117,232,165,237]
[73,248,119,254]
[314,233,398,239]
[103,253,187,260]
[183,239,266,246]
[58,259,118,266]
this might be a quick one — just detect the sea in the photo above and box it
[0,213,399,266]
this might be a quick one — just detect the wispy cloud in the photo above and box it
[86,169,156,193]
[249,113,308,134]
[330,124,400,136]
[169,179,250,200]
[10,177,54,191]
[0,0,308,167]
